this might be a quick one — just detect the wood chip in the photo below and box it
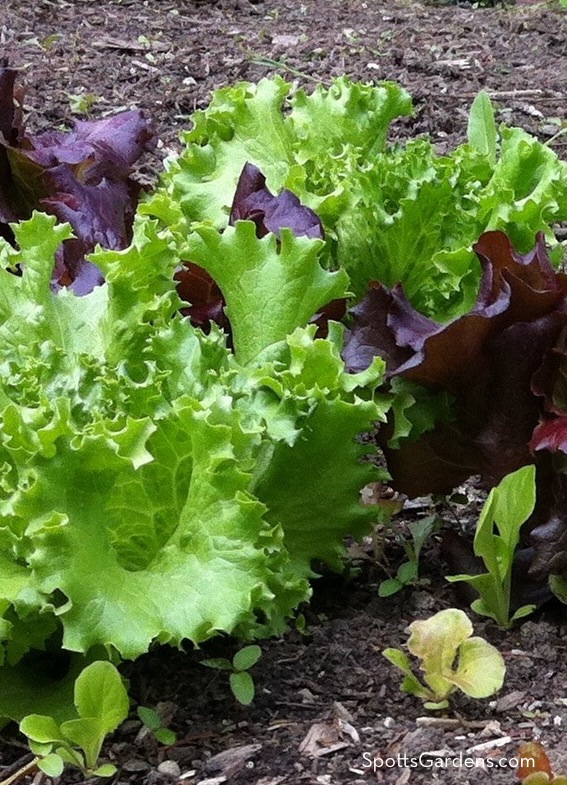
[122,759,152,772]
[205,743,262,777]
[272,34,300,47]
[299,721,351,758]
[496,690,527,713]
[93,36,169,51]
[416,716,496,730]
[466,736,513,754]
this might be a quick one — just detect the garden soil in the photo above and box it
[2,0,567,783]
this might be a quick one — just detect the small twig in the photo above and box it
[0,756,39,785]
[416,715,498,730]
[545,127,567,147]
[247,57,327,85]
[450,92,565,102]
[486,89,547,98]
[466,736,513,755]
[0,756,34,783]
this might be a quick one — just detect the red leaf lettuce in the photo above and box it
[0,66,156,293]
[344,230,567,580]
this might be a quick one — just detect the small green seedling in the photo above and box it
[383,607,505,710]
[379,516,437,597]
[467,90,497,164]
[446,464,537,628]
[137,705,176,746]
[67,91,102,116]
[19,661,129,778]
[201,645,262,705]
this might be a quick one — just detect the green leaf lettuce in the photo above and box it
[0,212,388,680]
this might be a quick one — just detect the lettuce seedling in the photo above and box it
[446,465,537,628]
[383,608,505,710]
[378,515,438,597]
[19,661,129,778]
[202,645,262,706]
[137,705,176,746]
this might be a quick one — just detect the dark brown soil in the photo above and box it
[2,1,567,784]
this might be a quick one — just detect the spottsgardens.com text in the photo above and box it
[361,751,533,772]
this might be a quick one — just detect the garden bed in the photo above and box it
[2,1,567,783]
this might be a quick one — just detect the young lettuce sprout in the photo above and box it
[19,661,129,779]
[446,465,537,628]
[383,608,505,710]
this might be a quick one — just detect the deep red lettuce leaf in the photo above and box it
[0,69,28,233]
[175,261,231,336]
[531,418,567,454]
[0,66,156,292]
[310,297,348,339]
[0,67,21,146]
[345,230,567,580]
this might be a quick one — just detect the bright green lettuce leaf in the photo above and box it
[20,714,63,744]
[288,76,413,166]
[447,465,537,628]
[387,378,455,449]
[141,75,412,232]
[253,329,386,572]
[474,464,536,575]
[20,661,128,775]
[338,121,567,320]
[478,125,567,258]
[25,400,296,656]
[158,77,295,227]
[444,636,506,699]
[382,647,432,701]
[407,607,474,699]
[184,222,349,364]
[72,661,129,736]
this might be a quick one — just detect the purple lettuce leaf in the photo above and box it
[229,161,324,240]
[26,111,155,182]
[42,166,143,294]
[0,66,156,292]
